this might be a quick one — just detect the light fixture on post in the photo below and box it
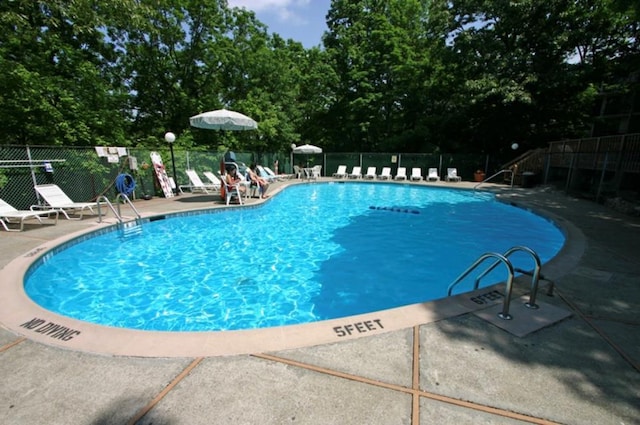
[164,132,179,195]
[290,143,296,174]
[511,142,519,150]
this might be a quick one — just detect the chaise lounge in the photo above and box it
[0,198,59,231]
[33,184,103,220]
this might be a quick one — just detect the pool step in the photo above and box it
[120,221,143,238]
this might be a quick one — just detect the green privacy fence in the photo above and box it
[0,145,496,210]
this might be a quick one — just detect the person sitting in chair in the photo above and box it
[225,165,247,196]
[247,163,269,198]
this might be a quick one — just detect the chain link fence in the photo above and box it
[0,146,499,210]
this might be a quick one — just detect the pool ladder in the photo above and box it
[447,246,547,320]
[96,194,143,236]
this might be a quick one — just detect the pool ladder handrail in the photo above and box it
[473,169,514,190]
[96,194,141,223]
[446,246,543,320]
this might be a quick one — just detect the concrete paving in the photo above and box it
[0,179,638,425]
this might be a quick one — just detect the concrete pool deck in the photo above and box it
[0,178,638,424]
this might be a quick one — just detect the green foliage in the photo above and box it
[0,0,637,155]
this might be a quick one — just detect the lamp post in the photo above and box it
[164,132,179,195]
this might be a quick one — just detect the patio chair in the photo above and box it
[363,167,377,179]
[33,184,103,220]
[378,167,392,180]
[179,170,219,194]
[446,168,462,182]
[332,165,348,178]
[219,169,245,205]
[203,171,223,187]
[394,167,407,180]
[293,165,304,179]
[410,168,423,181]
[427,168,440,182]
[0,198,59,232]
[302,165,323,180]
[263,166,291,180]
[256,165,278,182]
[348,166,362,179]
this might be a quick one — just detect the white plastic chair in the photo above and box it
[180,170,219,194]
[332,165,348,178]
[0,198,58,231]
[364,167,377,179]
[427,168,440,182]
[394,167,407,180]
[378,167,392,180]
[446,168,462,182]
[410,168,423,181]
[33,184,102,220]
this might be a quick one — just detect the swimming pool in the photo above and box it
[24,183,565,332]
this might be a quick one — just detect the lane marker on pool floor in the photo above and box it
[369,206,420,214]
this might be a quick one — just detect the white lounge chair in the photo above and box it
[203,171,223,187]
[348,166,362,179]
[446,168,462,182]
[363,167,377,179]
[33,184,102,220]
[180,170,219,194]
[378,167,392,180]
[0,198,58,231]
[256,165,278,182]
[427,168,440,182]
[410,168,423,181]
[394,167,407,180]
[263,166,290,180]
[332,165,348,178]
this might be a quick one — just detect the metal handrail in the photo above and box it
[447,252,516,320]
[472,246,542,309]
[473,169,514,190]
[96,196,121,223]
[115,193,142,220]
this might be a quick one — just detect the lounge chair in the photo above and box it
[33,184,102,220]
[378,167,392,180]
[263,166,290,180]
[332,165,348,178]
[410,168,423,181]
[348,166,362,179]
[203,171,223,187]
[446,168,462,182]
[256,165,278,182]
[179,170,219,194]
[394,167,407,180]
[363,167,377,179]
[427,168,440,182]
[0,198,59,231]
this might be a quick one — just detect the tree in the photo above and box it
[0,0,128,145]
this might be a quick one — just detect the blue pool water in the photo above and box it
[25,183,565,332]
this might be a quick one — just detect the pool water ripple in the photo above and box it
[24,183,565,332]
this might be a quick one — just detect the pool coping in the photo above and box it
[0,187,586,358]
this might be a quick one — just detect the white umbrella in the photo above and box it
[189,109,258,131]
[292,144,322,154]
[292,144,323,170]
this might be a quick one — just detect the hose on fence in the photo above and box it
[115,173,136,196]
